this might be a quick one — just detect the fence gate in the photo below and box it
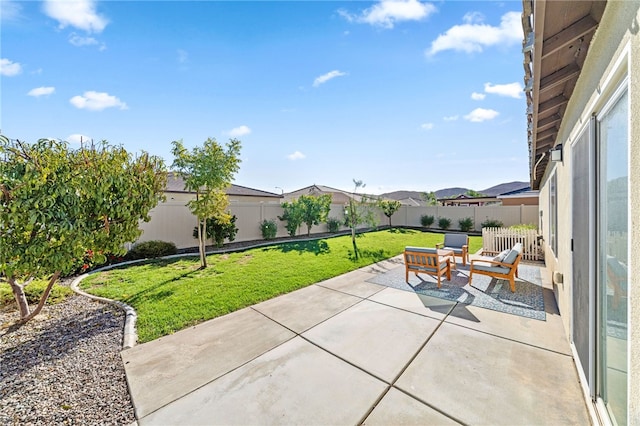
[481,227,542,261]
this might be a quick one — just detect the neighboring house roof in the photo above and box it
[497,190,540,200]
[396,197,425,207]
[285,184,366,203]
[437,194,499,206]
[165,172,282,198]
[498,186,532,196]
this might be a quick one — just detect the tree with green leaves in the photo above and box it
[421,191,438,206]
[279,194,331,237]
[171,138,242,269]
[344,180,377,260]
[0,137,166,323]
[465,189,485,197]
[378,199,402,228]
[299,194,332,236]
[193,214,238,248]
[279,201,304,237]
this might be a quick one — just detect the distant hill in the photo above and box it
[379,181,529,201]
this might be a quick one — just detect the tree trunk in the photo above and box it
[8,277,31,319]
[351,228,359,260]
[9,271,61,323]
[198,219,207,269]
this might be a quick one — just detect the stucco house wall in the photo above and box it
[535,1,639,421]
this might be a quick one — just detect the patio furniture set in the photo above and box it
[404,233,523,292]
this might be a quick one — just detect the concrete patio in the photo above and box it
[121,256,591,425]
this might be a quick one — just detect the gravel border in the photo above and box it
[0,279,136,425]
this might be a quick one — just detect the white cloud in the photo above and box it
[228,125,251,137]
[443,115,459,121]
[471,92,486,101]
[68,33,105,50]
[313,70,347,87]
[67,134,91,144]
[0,58,22,76]
[339,0,436,29]
[287,151,306,161]
[426,11,522,56]
[69,91,128,111]
[28,86,55,97]
[1,0,22,21]
[464,108,499,122]
[43,0,108,33]
[484,82,523,99]
[420,122,434,130]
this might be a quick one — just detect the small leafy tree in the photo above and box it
[279,194,331,237]
[421,191,438,206]
[344,180,377,260]
[171,138,241,268]
[279,201,304,237]
[458,217,474,232]
[260,219,278,240]
[298,194,332,236]
[438,217,452,230]
[0,137,166,322]
[193,214,238,248]
[420,214,435,228]
[465,189,485,197]
[378,199,402,228]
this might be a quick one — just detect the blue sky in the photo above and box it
[1,0,528,195]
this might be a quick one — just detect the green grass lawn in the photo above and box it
[81,229,482,343]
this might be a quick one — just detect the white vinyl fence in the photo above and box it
[138,201,540,250]
[481,227,543,261]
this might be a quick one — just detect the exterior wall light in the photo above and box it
[551,144,563,162]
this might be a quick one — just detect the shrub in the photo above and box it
[459,217,474,232]
[481,219,504,228]
[510,223,538,230]
[438,217,451,230]
[326,217,341,233]
[126,240,177,260]
[193,215,239,248]
[260,219,278,240]
[420,214,435,228]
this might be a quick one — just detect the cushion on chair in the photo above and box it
[442,246,464,255]
[405,246,437,254]
[493,249,510,262]
[472,262,510,275]
[503,243,523,265]
[443,234,468,248]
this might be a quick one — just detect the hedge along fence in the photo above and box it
[137,200,539,249]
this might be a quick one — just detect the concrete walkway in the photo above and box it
[121,257,591,425]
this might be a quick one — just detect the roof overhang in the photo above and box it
[522,0,606,189]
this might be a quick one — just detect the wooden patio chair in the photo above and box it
[469,243,523,292]
[404,246,451,288]
[436,233,469,265]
